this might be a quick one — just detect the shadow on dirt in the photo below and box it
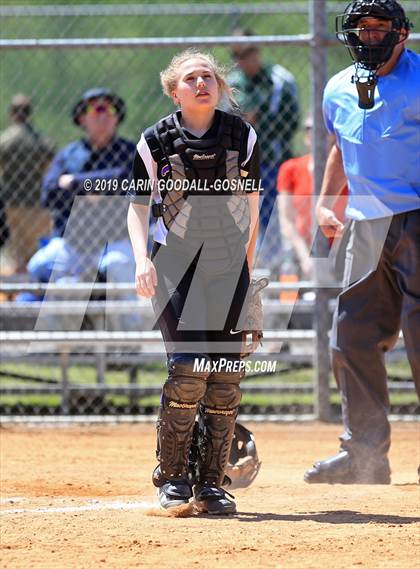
[235,510,420,525]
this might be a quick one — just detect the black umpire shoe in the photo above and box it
[304,450,391,485]
[194,485,237,515]
[157,479,193,510]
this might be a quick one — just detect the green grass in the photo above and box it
[1,359,417,411]
[0,358,412,386]
[1,391,417,410]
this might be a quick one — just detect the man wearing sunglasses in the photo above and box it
[27,89,137,327]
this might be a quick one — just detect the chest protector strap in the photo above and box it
[146,111,247,223]
[145,111,251,273]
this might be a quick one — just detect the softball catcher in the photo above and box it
[128,49,262,514]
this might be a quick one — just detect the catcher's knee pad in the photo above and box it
[156,353,211,482]
[203,356,243,412]
[164,352,211,404]
[202,382,241,412]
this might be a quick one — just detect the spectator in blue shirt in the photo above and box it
[28,88,136,288]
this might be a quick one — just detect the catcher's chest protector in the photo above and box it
[148,111,250,272]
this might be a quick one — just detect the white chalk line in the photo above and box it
[0,496,25,505]
[0,499,158,516]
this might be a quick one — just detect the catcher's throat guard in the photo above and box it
[352,73,378,109]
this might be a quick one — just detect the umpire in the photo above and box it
[305,0,419,484]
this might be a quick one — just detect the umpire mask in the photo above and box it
[336,0,411,70]
[335,0,410,109]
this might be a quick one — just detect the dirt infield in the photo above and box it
[1,422,419,569]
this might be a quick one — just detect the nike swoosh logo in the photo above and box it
[229,329,243,335]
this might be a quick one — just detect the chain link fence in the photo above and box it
[0,1,419,418]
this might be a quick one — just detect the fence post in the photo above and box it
[59,348,70,414]
[309,0,331,422]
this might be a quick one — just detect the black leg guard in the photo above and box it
[197,358,244,489]
[154,353,210,488]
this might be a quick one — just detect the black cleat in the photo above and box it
[304,450,391,485]
[194,485,237,515]
[157,479,193,510]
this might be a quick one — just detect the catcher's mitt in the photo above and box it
[240,276,269,358]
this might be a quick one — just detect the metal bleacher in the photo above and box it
[0,280,409,418]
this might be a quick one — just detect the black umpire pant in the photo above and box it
[331,209,420,460]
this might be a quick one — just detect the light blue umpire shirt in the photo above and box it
[323,48,420,220]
